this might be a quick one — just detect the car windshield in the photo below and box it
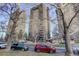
[41,44,50,48]
[18,43,24,47]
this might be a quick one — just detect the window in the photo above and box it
[41,45,48,48]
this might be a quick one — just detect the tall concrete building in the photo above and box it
[15,10,26,40]
[56,3,79,40]
[29,4,50,42]
[7,8,26,41]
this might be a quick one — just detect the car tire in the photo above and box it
[73,51,75,54]
[53,50,56,53]
[34,48,37,52]
[0,47,1,49]
[35,49,40,52]
[36,49,40,52]
[50,50,56,53]
[24,48,28,51]
[50,50,53,53]
[11,48,15,50]
[22,48,25,51]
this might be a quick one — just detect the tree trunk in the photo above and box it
[64,27,74,56]
[57,8,74,56]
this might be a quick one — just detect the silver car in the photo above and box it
[0,42,7,49]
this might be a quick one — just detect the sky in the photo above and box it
[0,3,58,38]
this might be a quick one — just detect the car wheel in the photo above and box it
[0,47,1,48]
[24,48,28,51]
[73,51,75,54]
[22,48,25,51]
[52,50,56,53]
[34,48,37,52]
[34,48,40,52]
[50,50,53,53]
[36,49,40,52]
[11,48,15,50]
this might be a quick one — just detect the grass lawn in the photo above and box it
[0,50,64,56]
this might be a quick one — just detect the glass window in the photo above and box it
[41,45,48,48]
[18,43,24,47]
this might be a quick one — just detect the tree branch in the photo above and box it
[0,8,10,15]
[67,9,79,29]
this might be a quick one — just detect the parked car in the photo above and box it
[72,44,79,54]
[10,42,29,51]
[56,44,79,55]
[0,42,7,49]
[34,44,56,53]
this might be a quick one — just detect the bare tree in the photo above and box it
[0,3,22,42]
[50,4,79,56]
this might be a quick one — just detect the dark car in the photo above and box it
[11,42,29,51]
[34,44,56,53]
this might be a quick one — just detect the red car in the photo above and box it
[34,44,56,53]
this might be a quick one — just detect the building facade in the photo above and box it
[29,4,50,42]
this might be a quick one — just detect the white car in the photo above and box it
[0,42,7,49]
[56,44,79,54]
[72,44,79,54]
